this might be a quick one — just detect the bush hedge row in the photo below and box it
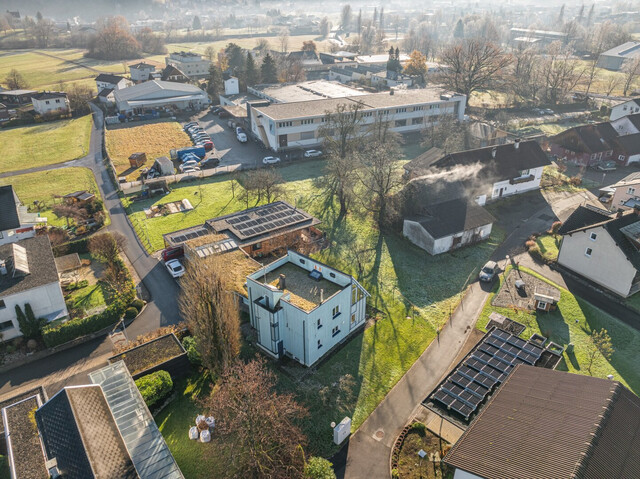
[52,238,90,257]
[135,370,173,408]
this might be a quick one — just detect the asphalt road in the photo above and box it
[0,106,182,398]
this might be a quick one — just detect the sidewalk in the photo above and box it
[335,281,492,479]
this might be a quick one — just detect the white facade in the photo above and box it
[403,221,492,255]
[490,166,545,199]
[250,90,467,152]
[95,77,130,93]
[246,251,369,367]
[129,64,156,82]
[611,100,640,121]
[31,94,70,116]
[166,52,211,79]
[0,282,67,341]
[558,225,639,297]
[224,77,239,95]
[453,470,484,479]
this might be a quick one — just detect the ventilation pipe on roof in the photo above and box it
[0,260,5,275]
[279,274,286,290]
[491,147,497,158]
[320,289,324,303]
[514,138,521,149]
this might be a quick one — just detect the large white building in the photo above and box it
[0,236,67,341]
[113,80,209,114]
[246,251,369,367]
[31,92,70,116]
[165,51,210,79]
[128,62,157,82]
[248,87,467,152]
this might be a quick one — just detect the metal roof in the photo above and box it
[89,361,184,479]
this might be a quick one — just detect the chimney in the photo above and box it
[0,260,6,275]
[617,208,624,218]
[278,274,286,290]
[320,289,324,303]
[265,296,270,308]
[491,147,497,158]
[634,205,640,216]
[514,138,521,150]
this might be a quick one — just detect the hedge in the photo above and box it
[52,238,90,257]
[135,370,173,408]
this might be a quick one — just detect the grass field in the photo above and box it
[534,234,560,262]
[0,115,92,172]
[0,167,104,228]
[477,267,640,394]
[105,122,192,180]
[132,159,504,461]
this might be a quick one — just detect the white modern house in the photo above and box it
[128,62,156,82]
[0,185,41,246]
[610,99,640,121]
[94,73,131,93]
[31,92,70,116]
[558,206,640,297]
[249,88,467,152]
[0,236,67,341]
[246,250,369,366]
[113,80,209,114]
[165,51,210,79]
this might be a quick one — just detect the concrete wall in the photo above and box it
[403,220,493,255]
[0,282,67,341]
[490,166,544,199]
[558,226,637,297]
[596,54,626,71]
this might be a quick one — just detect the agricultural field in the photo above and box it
[0,167,106,228]
[477,267,640,395]
[0,115,92,172]
[105,121,192,180]
[128,159,503,460]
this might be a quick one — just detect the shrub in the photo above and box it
[135,370,173,408]
[391,469,399,479]
[410,422,426,435]
[52,238,90,257]
[64,280,89,291]
[16,304,42,340]
[528,245,543,262]
[525,240,536,249]
[182,336,201,365]
[549,221,562,235]
[130,299,144,313]
[124,307,138,320]
[304,457,336,479]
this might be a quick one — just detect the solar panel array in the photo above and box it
[167,226,210,245]
[431,328,544,421]
[224,203,310,240]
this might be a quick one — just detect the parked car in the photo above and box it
[184,122,198,130]
[595,161,617,171]
[182,166,201,174]
[165,259,185,278]
[479,261,498,282]
[162,246,184,262]
[181,152,200,163]
[543,108,555,115]
[189,129,206,138]
[236,127,247,143]
[200,157,220,169]
[199,140,214,151]
[193,134,210,142]
[218,110,230,118]
[304,149,323,158]
[262,156,281,165]
[180,160,198,172]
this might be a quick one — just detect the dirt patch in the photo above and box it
[110,334,184,376]
[397,429,453,479]
[491,269,560,311]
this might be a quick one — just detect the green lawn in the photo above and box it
[143,160,505,462]
[625,294,640,314]
[67,282,107,313]
[534,234,560,262]
[477,267,640,394]
[0,167,106,228]
[0,455,8,479]
[0,116,92,172]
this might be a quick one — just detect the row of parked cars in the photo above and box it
[184,121,214,151]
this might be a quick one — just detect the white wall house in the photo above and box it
[129,62,156,82]
[31,92,70,116]
[0,185,40,246]
[609,172,640,209]
[611,99,640,121]
[558,207,640,297]
[0,237,67,341]
[95,74,131,93]
[249,88,466,152]
[246,251,369,366]
[224,77,239,96]
[165,52,211,79]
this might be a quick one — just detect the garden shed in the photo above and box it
[129,152,147,168]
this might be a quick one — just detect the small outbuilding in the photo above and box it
[54,253,82,273]
[154,156,175,176]
[129,152,147,168]
[63,190,96,204]
[534,284,561,311]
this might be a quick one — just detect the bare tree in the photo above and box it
[509,45,544,102]
[540,41,584,104]
[622,57,640,96]
[278,57,306,83]
[320,17,330,38]
[5,69,29,90]
[52,204,88,228]
[438,39,512,99]
[246,168,285,204]
[278,27,290,53]
[585,328,614,376]
[88,232,127,266]
[178,255,241,375]
[421,114,469,153]
[603,75,622,96]
[65,83,94,115]
[204,357,307,478]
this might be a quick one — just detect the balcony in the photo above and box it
[509,174,535,185]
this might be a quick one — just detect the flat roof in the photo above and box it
[252,87,461,120]
[263,261,343,311]
[250,80,365,103]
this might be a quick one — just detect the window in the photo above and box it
[591,154,597,160]
[277,121,293,128]
[252,242,262,251]
[414,106,424,111]
[351,313,356,325]
[619,155,626,161]
[520,169,530,177]
[332,305,340,318]
[537,301,548,310]
[317,339,322,349]
[329,272,336,278]
[301,119,314,125]
[300,131,315,140]
[396,107,407,113]
[429,104,440,110]
[394,119,407,127]
[412,117,424,125]
[299,259,306,264]
[317,318,322,329]
[332,326,340,337]
[55,99,60,103]
[45,100,50,105]
[0,299,5,309]
[590,233,597,241]
[0,320,13,332]
[585,248,593,257]
[628,187,636,195]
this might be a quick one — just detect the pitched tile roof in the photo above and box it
[0,185,21,231]
[408,198,495,239]
[0,236,60,297]
[35,386,137,479]
[444,365,640,479]
[31,91,68,101]
[95,73,125,84]
[557,204,613,235]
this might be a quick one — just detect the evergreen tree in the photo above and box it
[373,7,378,24]
[15,304,41,339]
[379,7,385,29]
[207,65,223,104]
[357,9,362,36]
[453,19,464,39]
[225,42,246,73]
[245,52,259,86]
[36,11,43,21]
[557,4,565,26]
[193,16,202,30]
[587,4,595,26]
[261,53,278,83]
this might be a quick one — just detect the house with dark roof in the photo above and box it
[608,171,640,209]
[94,73,130,93]
[161,65,189,82]
[0,236,68,341]
[128,62,157,83]
[31,91,70,116]
[0,185,40,246]
[444,364,640,479]
[557,205,640,297]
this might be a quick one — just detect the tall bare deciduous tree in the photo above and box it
[5,69,28,90]
[88,232,127,267]
[178,255,241,375]
[622,57,640,96]
[204,357,307,478]
[539,41,584,104]
[278,27,290,53]
[438,39,512,99]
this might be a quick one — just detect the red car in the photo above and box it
[201,140,214,151]
[162,246,184,262]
